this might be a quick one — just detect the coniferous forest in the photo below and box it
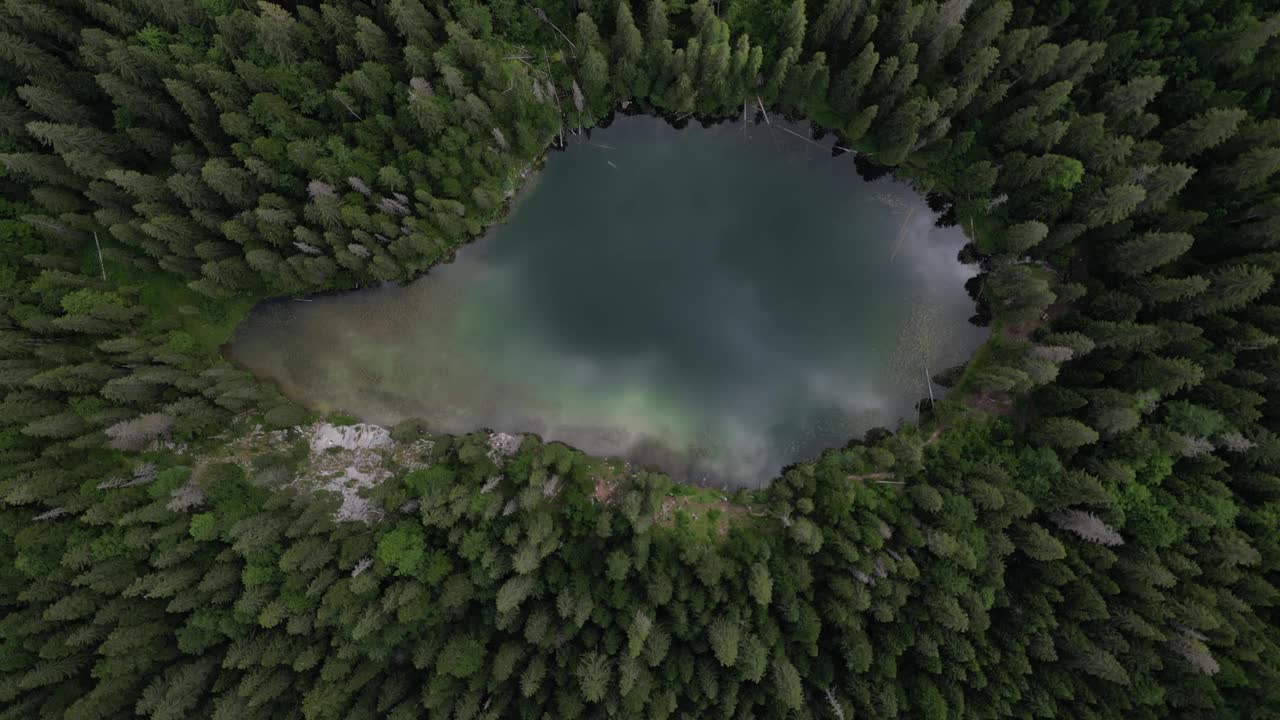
[3,1,1280,718]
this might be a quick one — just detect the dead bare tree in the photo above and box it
[772,123,855,153]
[572,79,585,134]
[1050,509,1125,546]
[92,231,106,280]
[333,90,362,120]
[755,95,771,125]
[544,51,565,147]
[823,688,846,720]
[105,413,175,451]
[524,1,576,55]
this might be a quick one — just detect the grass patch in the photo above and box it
[670,484,715,499]
[134,272,260,357]
[94,253,261,360]
[951,338,996,396]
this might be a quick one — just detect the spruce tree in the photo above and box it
[781,0,807,54]
[1163,107,1247,160]
[830,43,879,117]
[1108,232,1194,276]
[1191,265,1274,316]
[613,1,646,99]
[1001,220,1049,255]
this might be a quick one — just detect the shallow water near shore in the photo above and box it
[227,115,986,487]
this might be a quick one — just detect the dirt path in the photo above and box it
[926,426,944,444]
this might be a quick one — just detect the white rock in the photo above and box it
[310,423,392,453]
[487,432,521,459]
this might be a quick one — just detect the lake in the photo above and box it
[226,115,986,487]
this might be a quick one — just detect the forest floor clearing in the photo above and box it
[653,488,753,537]
[591,468,624,504]
[585,456,759,537]
[965,390,1017,416]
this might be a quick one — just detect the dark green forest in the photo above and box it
[2,0,1280,718]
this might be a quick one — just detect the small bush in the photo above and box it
[391,418,428,443]
[263,402,310,429]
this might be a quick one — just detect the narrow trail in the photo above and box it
[926,425,944,444]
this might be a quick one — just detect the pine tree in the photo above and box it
[985,264,1056,322]
[627,610,652,657]
[254,2,300,63]
[876,97,923,165]
[1082,184,1146,227]
[1018,522,1067,561]
[763,47,797,102]
[1000,220,1049,255]
[808,0,856,51]
[24,121,120,158]
[580,48,611,118]
[772,656,804,711]
[844,104,878,142]
[1216,147,1280,191]
[695,10,732,110]
[1077,646,1131,685]
[1032,154,1087,194]
[1191,265,1273,315]
[1127,355,1205,395]
[830,43,878,117]
[781,0,807,54]
[612,1,646,98]
[16,84,96,126]
[1163,107,1248,160]
[576,12,605,56]
[954,46,1000,115]
[782,53,826,110]
[646,0,669,61]
[1135,275,1210,304]
[0,29,62,78]
[1213,11,1280,66]
[954,0,1011,60]
[1109,232,1194,276]
[748,563,772,606]
[666,71,694,112]
[728,34,755,100]
[576,651,611,702]
[1138,163,1196,210]
[1100,75,1165,120]
[1051,38,1106,83]
[388,0,439,44]
[920,0,972,71]
[201,159,254,207]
